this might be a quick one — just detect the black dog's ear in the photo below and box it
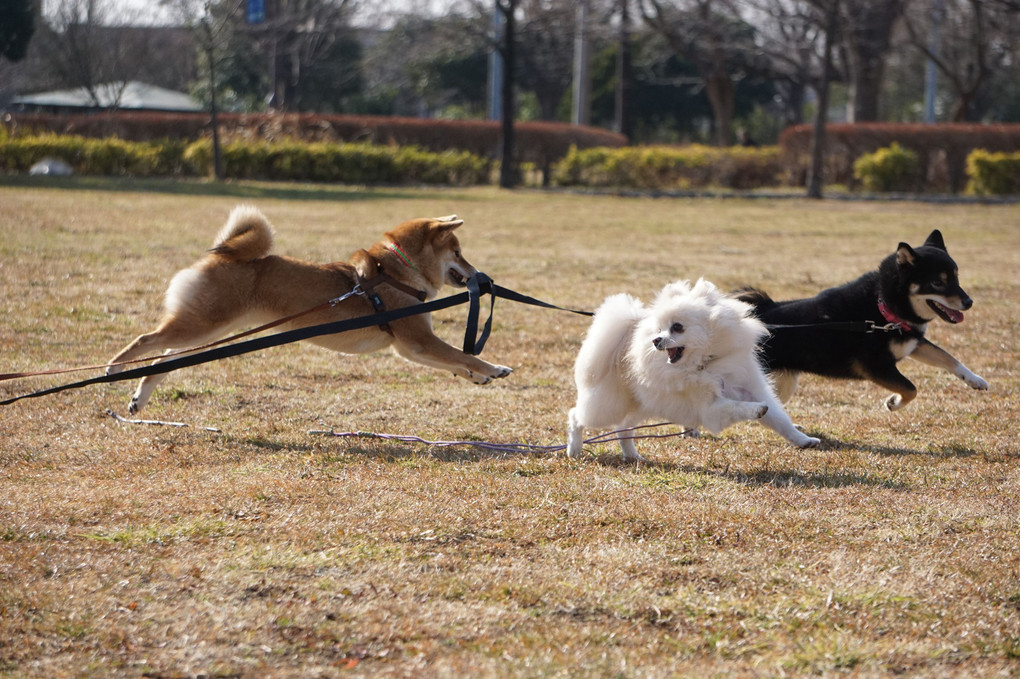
[896,242,917,266]
[923,229,947,251]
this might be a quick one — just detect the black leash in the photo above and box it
[462,273,594,355]
[1,271,899,408]
[0,275,592,407]
[764,320,907,334]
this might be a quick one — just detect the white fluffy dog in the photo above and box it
[567,279,820,461]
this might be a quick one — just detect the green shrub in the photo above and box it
[965,149,1020,195]
[552,144,782,190]
[852,142,921,192]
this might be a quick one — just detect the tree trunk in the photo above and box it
[498,0,517,189]
[844,0,903,122]
[704,69,734,146]
[808,1,839,199]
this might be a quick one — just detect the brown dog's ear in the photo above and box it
[431,215,464,232]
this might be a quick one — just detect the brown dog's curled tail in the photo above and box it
[209,205,275,261]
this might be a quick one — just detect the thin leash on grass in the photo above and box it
[106,409,687,456]
[308,422,689,455]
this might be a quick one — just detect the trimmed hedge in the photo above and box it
[552,144,783,190]
[184,139,490,184]
[966,149,1020,195]
[4,112,626,168]
[780,123,1020,193]
[0,133,189,176]
[0,133,491,185]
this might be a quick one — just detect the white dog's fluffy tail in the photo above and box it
[574,294,644,387]
[209,205,275,262]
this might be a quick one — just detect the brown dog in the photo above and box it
[107,205,512,413]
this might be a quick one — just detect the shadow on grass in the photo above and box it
[0,175,485,203]
[583,433,915,489]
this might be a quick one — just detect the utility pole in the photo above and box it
[571,0,591,126]
[923,0,944,123]
[488,8,503,121]
[614,0,632,138]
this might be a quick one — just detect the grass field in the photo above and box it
[1,178,1018,678]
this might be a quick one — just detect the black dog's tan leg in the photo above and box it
[861,365,918,411]
[910,340,989,391]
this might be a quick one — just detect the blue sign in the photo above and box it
[247,0,265,24]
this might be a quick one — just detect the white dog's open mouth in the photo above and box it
[667,346,684,363]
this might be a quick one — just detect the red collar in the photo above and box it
[877,295,912,331]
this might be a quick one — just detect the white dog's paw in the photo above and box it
[884,394,905,411]
[796,435,822,449]
[492,365,514,379]
[681,427,701,439]
[963,372,989,390]
[623,450,647,463]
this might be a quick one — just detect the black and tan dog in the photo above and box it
[107,205,512,413]
[737,230,988,411]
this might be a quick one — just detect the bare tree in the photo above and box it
[841,0,905,121]
[38,0,149,107]
[744,0,827,127]
[516,0,575,121]
[640,0,756,146]
[254,0,359,111]
[904,0,1020,121]
[746,0,841,197]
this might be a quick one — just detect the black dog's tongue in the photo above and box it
[930,299,965,323]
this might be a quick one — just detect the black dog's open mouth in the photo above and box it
[448,268,467,286]
[928,299,964,323]
[667,346,684,363]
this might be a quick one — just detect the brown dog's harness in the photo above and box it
[357,240,428,335]
[357,270,427,336]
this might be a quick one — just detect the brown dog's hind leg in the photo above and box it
[107,316,231,413]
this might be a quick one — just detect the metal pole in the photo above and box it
[488,8,503,121]
[571,0,591,126]
[923,0,944,124]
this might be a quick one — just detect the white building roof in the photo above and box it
[13,81,202,112]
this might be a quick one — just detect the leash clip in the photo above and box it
[866,320,901,333]
[330,286,364,306]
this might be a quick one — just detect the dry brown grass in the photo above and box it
[1,178,1018,678]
